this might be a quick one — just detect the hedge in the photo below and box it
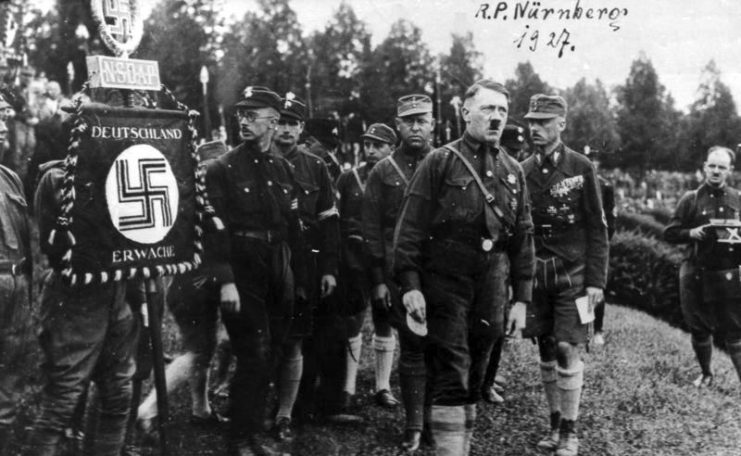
[615,211,667,239]
[608,230,686,330]
[643,206,673,225]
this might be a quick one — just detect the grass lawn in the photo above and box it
[13,302,741,456]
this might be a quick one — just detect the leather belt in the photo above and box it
[233,229,283,243]
[0,258,27,276]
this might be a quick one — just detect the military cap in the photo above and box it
[524,94,568,119]
[305,118,340,148]
[280,92,307,121]
[501,122,528,151]
[234,85,282,111]
[362,123,397,145]
[397,94,433,117]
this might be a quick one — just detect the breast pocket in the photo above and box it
[0,192,27,251]
[295,179,320,216]
[551,177,584,225]
[234,179,262,210]
[498,176,521,227]
[720,201,740,220]
[440,175,476,221]
[381,174,406,222]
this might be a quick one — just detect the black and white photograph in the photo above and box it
[1,1,740,455]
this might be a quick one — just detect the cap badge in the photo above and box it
[284,91,295,109]
[243,86,253,98]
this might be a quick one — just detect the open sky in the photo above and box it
[34,0,741,112]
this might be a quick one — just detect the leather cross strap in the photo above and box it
[387,155,409,186]
[352,168,366,193]
[443,144,505,220]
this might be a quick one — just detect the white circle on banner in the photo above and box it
[105,144,179,244]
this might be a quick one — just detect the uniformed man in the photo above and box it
[664,146,741,388]
[337,123,396,407]
[26,138,138,456]
[393,80,534,455]
[304,118,343,183]
[205,86,305,456]
[363,94,434,450]
[521,94,609,456]
[271,93,339,439]
[0,93,32,456]
[481,120,530,405]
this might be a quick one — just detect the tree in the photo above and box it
[504,61,552,122]
[439,32,483,139]
[217,0,307,113]
[678,60,741,170]
[138,0,223,126]
[562,78,620,161]
[308,2,371,117]
[24,0,104,93]
[362,19,435,124]
[615,54,676,175]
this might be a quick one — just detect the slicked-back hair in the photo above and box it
[463,79,510,103]
[707,145,735,167]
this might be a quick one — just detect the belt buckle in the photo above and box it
[481,238,494,252]
[10,263,18,276]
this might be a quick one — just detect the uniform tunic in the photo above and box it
[363,144,429,288]
[665,183,741,339]
[521,143,609,343]
[394,133,534,405]
[273,144,339,335]
[28,162,137,456]
[337,164,370,318]
[0,164,32,431]
[205,141,305,439]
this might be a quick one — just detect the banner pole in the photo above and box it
[145,277,169,456]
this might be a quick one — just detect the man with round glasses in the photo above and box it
[205,85,306,456]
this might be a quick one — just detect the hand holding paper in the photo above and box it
[575,295,595,324]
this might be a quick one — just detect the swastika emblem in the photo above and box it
[102,0,131,39]
[106,144,179,244]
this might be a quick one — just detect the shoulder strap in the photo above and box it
[386,155,409,186]
[443,144,504,219]
[351,167,366,193]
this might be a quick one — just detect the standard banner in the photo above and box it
[62,103,198,283]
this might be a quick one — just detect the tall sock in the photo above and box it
[540,360,560,418]
[344,334,363,395]
[430,405,466,456]
[276,354,304,421]
[557,361,584,422]
[726,339,741,383]
[373,334,396,392]
[463,404,476,455]
[691,335,713,377]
